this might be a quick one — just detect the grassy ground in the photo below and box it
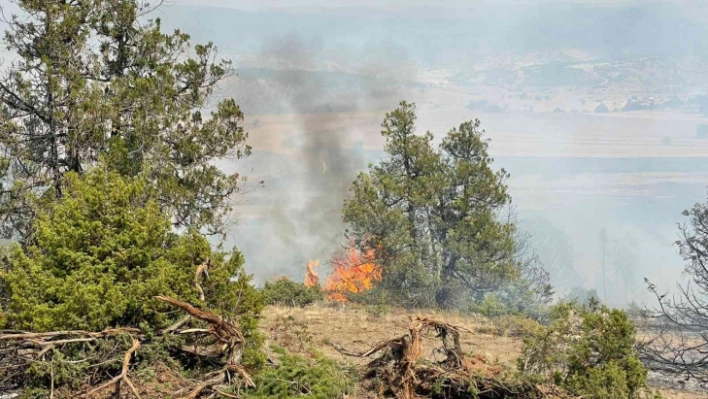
[260,303,708,399]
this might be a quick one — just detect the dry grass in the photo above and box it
[260,303,523,369]
[657,390,708,399]
[260,303,708,399]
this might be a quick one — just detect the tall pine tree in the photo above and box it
[0,0,250,239]
[343,101,519,308]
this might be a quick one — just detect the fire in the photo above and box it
[323,246,381,302]
[304,260,320,287]
[303,242,381,302]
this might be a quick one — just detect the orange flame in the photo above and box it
[323,246,381,302]
[304,260,320,287]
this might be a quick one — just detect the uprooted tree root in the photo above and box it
[156,295,255,397]
[332,316,574,399]
[0,259,254,398]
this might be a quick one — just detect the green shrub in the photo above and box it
[262,278,325,307]
[488,315,542,337]
[0,169,263,335]
[519,301,657,399]
[19,388,52,399]
[473,292,508,317]
[471,289,550,323]
[347,287,392,307]
[26,351,89,390]
[241,346,355,399]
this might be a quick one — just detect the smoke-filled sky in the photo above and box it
[171,0,705,9]
[2,0,707,306]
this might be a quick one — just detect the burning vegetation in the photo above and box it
[325,245,382,302]
[304,244,382,302]
[304,260,320,287]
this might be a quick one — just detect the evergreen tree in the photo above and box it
[0,168,262,332]
[0,0,250,239]
[343,101,518,308]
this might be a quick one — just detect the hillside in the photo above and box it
[260,304,705,399]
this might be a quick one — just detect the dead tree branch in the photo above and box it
[83,335,141,398]
[164,259,210,334]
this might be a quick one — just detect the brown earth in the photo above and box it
[260,303,708,399]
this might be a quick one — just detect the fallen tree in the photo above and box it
[331,316,573,399]
[0,295,254,398]
[0,328,141,397]
[0,259,257,398]
[156,295,255,396]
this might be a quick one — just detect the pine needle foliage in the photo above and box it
[519,302,658,399]
[0,0,251,239]
[261,278,325,308]
[243,346,355,399]
[0,169,263,333]
[343,101,518,308]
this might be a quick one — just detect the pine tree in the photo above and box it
[0,0,250,239]
[343,101,518,308]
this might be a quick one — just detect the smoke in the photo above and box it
[266,36,361,261]
[222,34,417,282]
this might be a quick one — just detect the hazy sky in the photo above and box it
[170,0,691,9]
